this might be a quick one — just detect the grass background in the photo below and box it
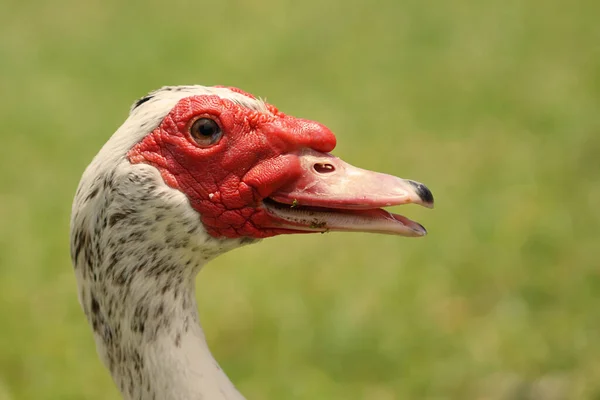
[1,0,599,398]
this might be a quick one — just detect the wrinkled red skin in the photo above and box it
[128,89,336,239]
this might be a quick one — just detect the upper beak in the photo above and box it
[270,149,434,210]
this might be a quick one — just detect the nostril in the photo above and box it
[314,163,335,174]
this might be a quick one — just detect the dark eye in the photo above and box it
[190,118,222,147]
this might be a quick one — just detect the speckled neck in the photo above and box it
[107,278,245,400]
[71,162,251,400]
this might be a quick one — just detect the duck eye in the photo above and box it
[190,118,222,147]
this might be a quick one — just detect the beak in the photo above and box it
[262,149,434,237]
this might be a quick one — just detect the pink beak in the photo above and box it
[263,149,434,237]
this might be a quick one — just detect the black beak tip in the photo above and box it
[408,180,434,207]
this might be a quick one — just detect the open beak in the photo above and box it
[262,149,434,237]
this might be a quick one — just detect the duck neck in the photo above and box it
[100,274,245,400]
[71,164,251,400]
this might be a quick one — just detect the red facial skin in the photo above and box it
[128,90,337,239]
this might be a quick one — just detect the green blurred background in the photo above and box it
[1,0,599,398]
